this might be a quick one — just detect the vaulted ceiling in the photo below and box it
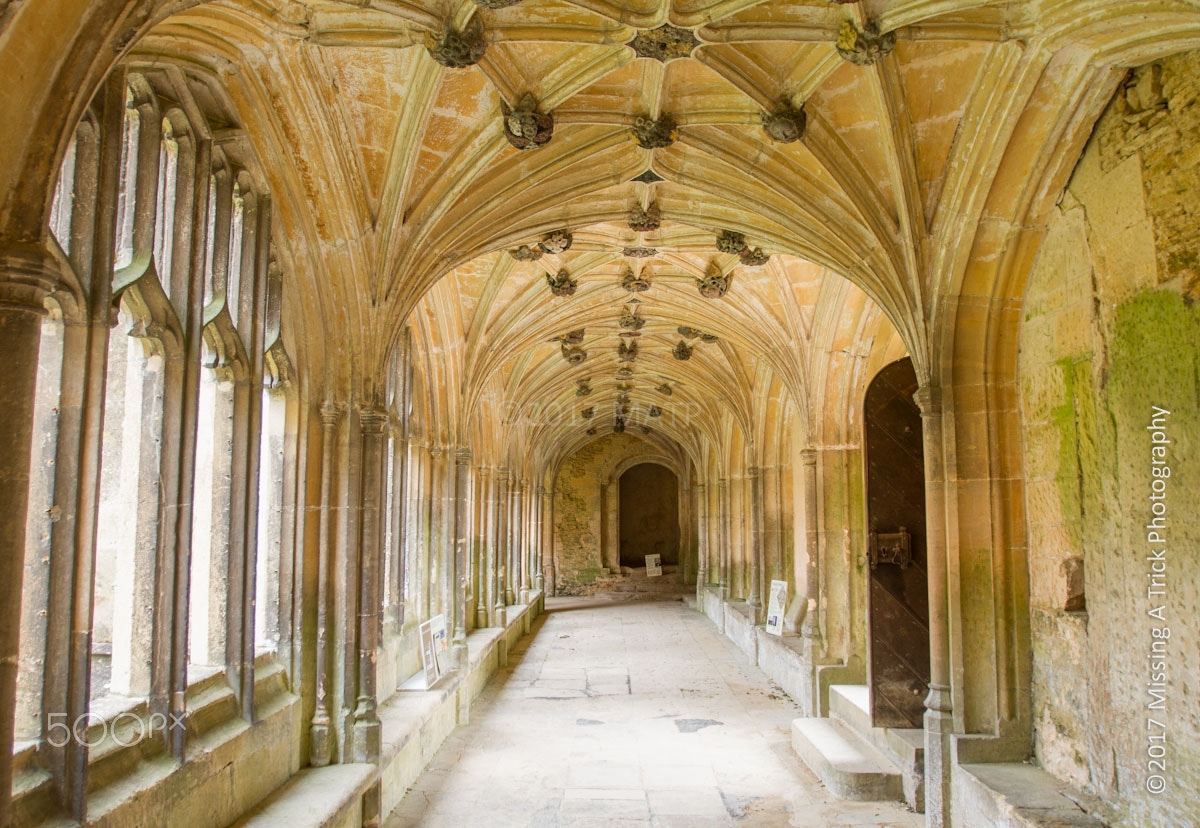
[123,0,1200,468]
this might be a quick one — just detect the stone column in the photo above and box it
[166,133,213,757]
[695,483,708,603]
[519,482,531,603]
[763,466,782,585]
[799,450,822,643]
[542,487,555,595]
[309,402,340,766]
[352,407,385,763]
[415,444,430,619]
[718,479,731,598]
[0,247,56,827]
[747,467,763,622]
[485,468,499,626]
[505,479,517,605]
[533,486,544,591]
[427,447,445,619]
[453,449,470,667]
[476,467,490,628]
[915,386,952,828]
[495,468,509,622]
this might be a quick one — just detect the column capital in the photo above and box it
[455,447,472,465]
[695,482,706,493]
[535,486,545,496]
[319,400,344,427]
[746,465,760,478]
[0,244,57,315]
[429,445,445,459]
[800,448,818,466]
[912,385,943,418]
[358,405,388,434]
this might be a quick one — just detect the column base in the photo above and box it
[309,715,333,767]
[352,713,381,763]
[924,685,954,828]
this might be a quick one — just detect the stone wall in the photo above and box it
[1018,51,1200,827]
[551,433,662,593]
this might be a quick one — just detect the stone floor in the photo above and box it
[384,595,923,828]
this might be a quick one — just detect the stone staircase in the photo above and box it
[791,684,925,811]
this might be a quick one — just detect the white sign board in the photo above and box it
[429,613,450,677]
[645,553,662,577]
[765,580,788,636]
[418,619,439,687]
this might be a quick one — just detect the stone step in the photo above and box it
[829,683,873,736]
[791,717,904,802]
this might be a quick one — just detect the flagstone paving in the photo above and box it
[385,595,923,828]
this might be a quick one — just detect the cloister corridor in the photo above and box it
[385,595,919,828]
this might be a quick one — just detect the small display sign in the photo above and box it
[645,554,662,577]
[418,619,439,687]
[765,580,788,636]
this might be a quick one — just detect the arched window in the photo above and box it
[93,304,165,701]
[114,92,139,270]
[190,342,237,668]
[153,116,178,288]
[255,382,286,652]
[227,181,245,326]
[17,304,66,739]
[49,136,77,253]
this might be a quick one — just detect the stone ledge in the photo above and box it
[232,763,375,828]
[722,600,757,662]
[954,762,1111,828]
[377,593,543,817]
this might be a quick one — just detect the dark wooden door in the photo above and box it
[618,463,679,568]
[864,358,930,729]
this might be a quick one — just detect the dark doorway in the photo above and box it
[864,358,930,729]
[618,463,679,568]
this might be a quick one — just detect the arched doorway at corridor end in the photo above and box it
[617,463,679,569]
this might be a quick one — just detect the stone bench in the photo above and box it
[232,764,376,828]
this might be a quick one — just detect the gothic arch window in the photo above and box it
[113,89,140,270]
[93,301,166,701]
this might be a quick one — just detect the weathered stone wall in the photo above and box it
[1019,51,1200,827]
[551,433,659,593]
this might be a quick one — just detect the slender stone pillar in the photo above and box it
[495,468,508,622]
[747,467,763,622]
[61,73,126,821]
[310,402,340,766]
[518,482,531,603]
[800,450,822,643]
[763,466,782,586]
[718,479,731,598]
[695,483,708,602]
[352,408,385,762]
[533,486,544,591]
[453,449,470,667]
[477,467,490,627]
[0,247,56,827]
[506,479,517,605]
[915,386,952,828]
[415,445,430,619]
[428,447,446,619]
[542,487,555,595]
[485,468,499,626]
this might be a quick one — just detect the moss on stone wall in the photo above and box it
[1021,50,1200,822]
